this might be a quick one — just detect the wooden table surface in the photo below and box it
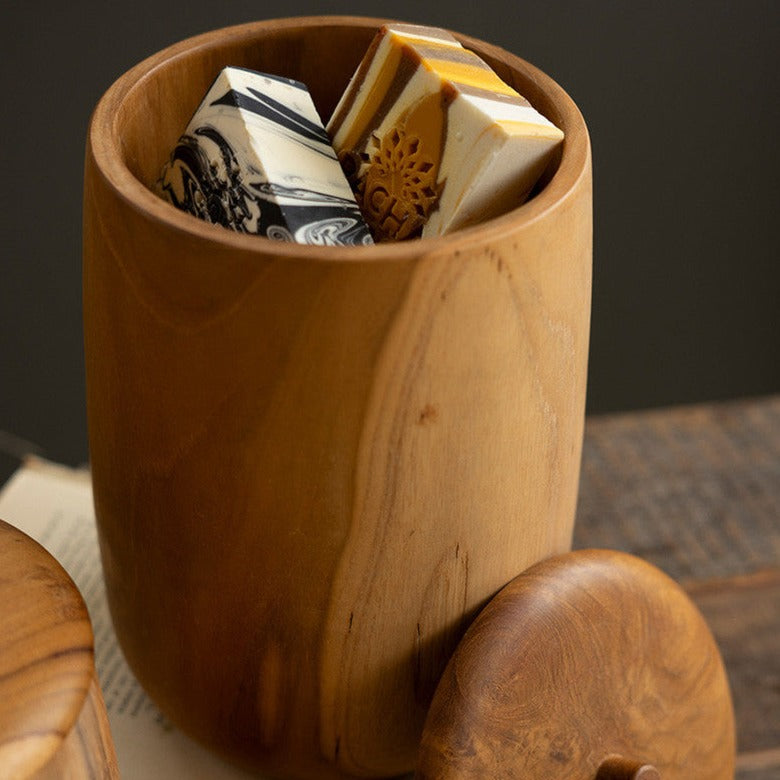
[573,394,780,780]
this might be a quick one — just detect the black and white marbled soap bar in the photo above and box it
[157,67,373,246]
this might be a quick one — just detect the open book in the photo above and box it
[0,458,257,779]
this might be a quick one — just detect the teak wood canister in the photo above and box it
[83,16,592,779]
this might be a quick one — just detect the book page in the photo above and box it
[0,458,257,779]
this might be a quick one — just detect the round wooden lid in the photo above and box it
[0,518,95,776]
[417,549,735,779]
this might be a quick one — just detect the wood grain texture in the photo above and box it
[416,549,735,779]
[0,519,118,779]
[33,675,119,780]
[82,16,591,779]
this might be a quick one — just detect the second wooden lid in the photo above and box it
[416,548,735,779]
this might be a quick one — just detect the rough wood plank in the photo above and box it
[575,396,780,582]
[687,569,780,777]
[734,748,780,780]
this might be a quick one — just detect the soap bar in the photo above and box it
[157,67,373,246]
[327,25,564,240]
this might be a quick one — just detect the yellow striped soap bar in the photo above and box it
[327,24,564,240]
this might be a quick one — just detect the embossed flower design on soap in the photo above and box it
[359,126,441,241]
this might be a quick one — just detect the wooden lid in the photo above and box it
[0,518,95,777]
[417,549,735,779]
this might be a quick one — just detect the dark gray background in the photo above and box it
[1,0,778,471]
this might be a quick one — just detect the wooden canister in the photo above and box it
[83,16,591,778]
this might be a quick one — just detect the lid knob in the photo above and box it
[597,756,661,779]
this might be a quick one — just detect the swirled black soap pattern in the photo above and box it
[157,67,373,246]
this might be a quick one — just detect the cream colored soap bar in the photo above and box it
[327,24,564,240]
